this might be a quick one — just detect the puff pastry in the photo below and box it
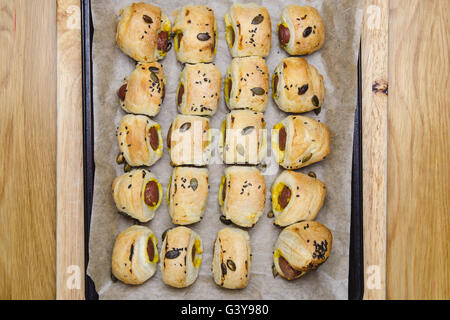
[225,3,271,58]
[273,221,332,280]
[273,57,325,113]
[225,56,269,112]
[177,63,221,116]
[167,167,209,225]
[272,115,330,170]
[278,5,325,56]
[116,2,172,62]
[117,114,163,167]
[271,170,326,227]
[173,5,217,63]
[218,166,266,228]
[160,227,203,288]
[212,227,251,289]
[112,225,159,285]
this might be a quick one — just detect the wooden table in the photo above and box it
[0,0,448,300]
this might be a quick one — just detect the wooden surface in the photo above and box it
[56,0,85,300]
[0,0,57,299]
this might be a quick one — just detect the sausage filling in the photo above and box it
[226,78,232,101]
[157,31,169,52]
[278,256,302,280]
[278,185,291,209]
[144,180,159,207]
[148,126,159,151]
[118,84,127,101]
[177,83,184,106]
[278,24,290,46]
[221,178,227,204]
[191,244,196,263]
[278,126,287,151]
[273,74,279,96]
[147,237,155,262]
[167,124,172,149]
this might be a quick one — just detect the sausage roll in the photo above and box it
[225,3,271,58]
[117,115,163,167]
[218,166,266,228]
[273,57,325,114]
[112,225,159,285]
[278,5,325,56]
[271,170,326,227]
[273,221,332,280]
[272,115,330,170]
[212,228,251,289]
[167,115,211,166]
[160,227,203,288]
[219,110,267,165]
[116,3,172,62]
[177,63,221,116]
[118,62,165,117]
[173,5,217,63]
[224,56,269,112]
[167,167,209,225]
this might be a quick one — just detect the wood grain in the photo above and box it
[56,0,85,300]
[387,0,449,300]
[0,0,57,299]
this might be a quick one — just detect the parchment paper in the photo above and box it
[87,0,363,300]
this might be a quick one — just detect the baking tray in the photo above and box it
[81,0,364,301]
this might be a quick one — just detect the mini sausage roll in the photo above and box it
[273,221,332,280]
[212,228,251,289]
[160,227,203,288]
[225,3,271,58]
[112,225,159,285]
[117,115,163,167]
[272,115,330,170]
[273,57,325,113]
[167,115,211,166]
[118,62,165,117]
[224,56,269,112]
[278,5,325,56]
[219,110,267,165]
[218,166,266,228]
[271,170,326,227]
[177,63,221,116]
[116,3,172,62]
[167,167,209,225]
[173,5,217,63]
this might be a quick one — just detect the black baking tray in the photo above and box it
[81,0,364,301]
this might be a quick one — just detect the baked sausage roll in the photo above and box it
[273,57,325,113]
[118,62,165,117]
[225,3,271,58]
[160,227,203,288]
[173,5,217,63]
[177,63,221,116]
[224,56,269,112]
[278,5,325,56]
[167,115,211,166]
[167,167,209,225]
[212,228,251,289]
[273,221,332,280]
[272,115,330,170]
[112,225,159,285]
[112,169,163,223]
[218,166,266,228]
[117,115,163,167]
[116,3,172,62]
[219,110,267,165]
[271,170,326,227]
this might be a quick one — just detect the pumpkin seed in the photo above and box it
[116,153,124,164]
[298,84,309,95]
[312,95,319,107]
[303,26,312,38]
[236,144,245,156]
[150,71,159,83]
[308,171,317,179]
[190,178,198,191]
[220,215,232,225]
[143,15,153,24]
[165,249,181,259]
[251,14,264,25]
[251,87,265,96]
[227,259,236,271]
[180,122,191,132]
[241,126,255,135]
[197,33,211,41]
[124,163,131,173]
[272,264,278,278]
[221,262,227,275]
[149,66,159,73]
[302,153,313,163]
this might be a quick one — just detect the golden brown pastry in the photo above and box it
[212,227,251,289]
[273,57,325,113]
[177,63,221,116]
[224,56,269,112]
[271,170,326,227]
[225,3,272,58]
[273,221,332,280]
[278,5,325,56]
[167,167,209,225]
[160,227,203,288]
[112,225,159,285]
[173,5,217,63]
[116,2,172,62]
[272,115,330,170]
[218,166,266,228]
[118,62,166,117]
[117,114,163,167]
